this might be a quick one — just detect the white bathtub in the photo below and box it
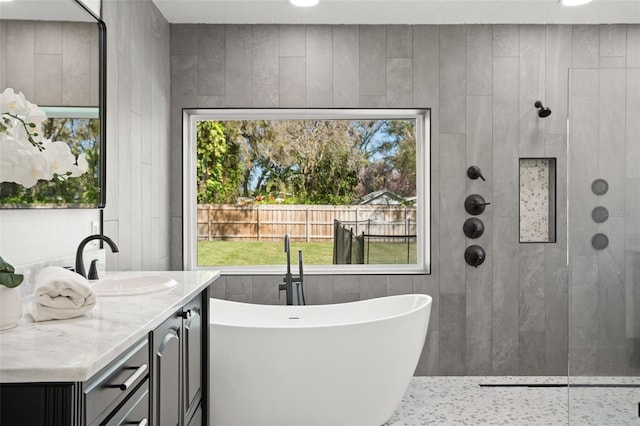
[209,294,432,426]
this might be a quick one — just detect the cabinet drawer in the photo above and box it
[103,378,149,426]
[85,337,150,426]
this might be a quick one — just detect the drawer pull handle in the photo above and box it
[138,419,148,426]
[119,364,148,391]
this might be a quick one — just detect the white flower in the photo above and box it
[0,88,87,188]
[0,88,46,125]
[43,141,77,178]
[0,133,48,188]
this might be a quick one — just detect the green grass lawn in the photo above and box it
[197,240,416,266]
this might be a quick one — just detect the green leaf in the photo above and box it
[0,256,16,273]
[0,272,24,288]
[0,256,23,288]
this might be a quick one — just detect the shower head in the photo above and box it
[534,101,552,118]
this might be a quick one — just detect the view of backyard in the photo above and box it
[195,115,419,267]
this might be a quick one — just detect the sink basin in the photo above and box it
[92,275,178,296]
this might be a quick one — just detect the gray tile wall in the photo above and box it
[101,0,172,271]
[0,20,99,106]
[169,24,640,376]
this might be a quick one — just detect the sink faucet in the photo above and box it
[75,234,119,279]
[279,234,305,305]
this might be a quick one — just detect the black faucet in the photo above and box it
[75,234,119,279]
[279,234,305,305]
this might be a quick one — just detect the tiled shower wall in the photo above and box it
[170,24,640,376]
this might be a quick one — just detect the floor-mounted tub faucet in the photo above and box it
[279,234,305,305]
[75,234,119,279]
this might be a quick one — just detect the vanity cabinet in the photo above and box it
[151,290,208,426]
[0,287,210,426]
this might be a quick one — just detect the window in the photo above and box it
[183,109,430,274]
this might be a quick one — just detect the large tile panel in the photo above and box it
[466,25,493,96]
[305,25,332,107]
[198,25,225,97]
[518,25,546,156]
[252,25,279,108]
[6,21,35,99]
[332,25,359,107]
[225,25,252,107]
[439,25,466,134]
[439,293,467,375]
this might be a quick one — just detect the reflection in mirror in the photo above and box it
[0,107,100,207]
[0,0,105,208]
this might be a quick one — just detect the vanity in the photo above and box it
[0,270,219,426]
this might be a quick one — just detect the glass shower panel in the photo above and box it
[568,67,640,424]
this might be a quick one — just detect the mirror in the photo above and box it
[0,0,105,208]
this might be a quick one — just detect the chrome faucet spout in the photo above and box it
[75,234,119,279]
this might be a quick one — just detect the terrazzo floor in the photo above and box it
[385,376,640,425]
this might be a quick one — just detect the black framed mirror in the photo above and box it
[0,0,106,209]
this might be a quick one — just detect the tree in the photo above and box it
[356,119,416,199]
[196,117,416,205]
[196,121,243,204]
[386,119,416,197]
[260,120,364,204]
[216,120,283,198]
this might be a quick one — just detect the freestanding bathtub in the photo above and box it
[209,294,432,426]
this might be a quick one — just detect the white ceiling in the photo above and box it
[151,0,640,25]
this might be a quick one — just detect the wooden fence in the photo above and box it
[197,204,417,242]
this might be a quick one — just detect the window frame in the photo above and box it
[183,108,431,275]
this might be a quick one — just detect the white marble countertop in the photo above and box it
[0,270,220,383]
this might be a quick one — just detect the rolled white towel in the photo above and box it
[31,266,97,322]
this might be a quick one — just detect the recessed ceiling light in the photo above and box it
[289,0,319,7]
[559,0,593,6]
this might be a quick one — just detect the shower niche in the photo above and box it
[519,158,557,243]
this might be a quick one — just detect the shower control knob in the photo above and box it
[467,166,486,181]
[463,218,485,239]
[465,245,486,268]
[464,194,491,215]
